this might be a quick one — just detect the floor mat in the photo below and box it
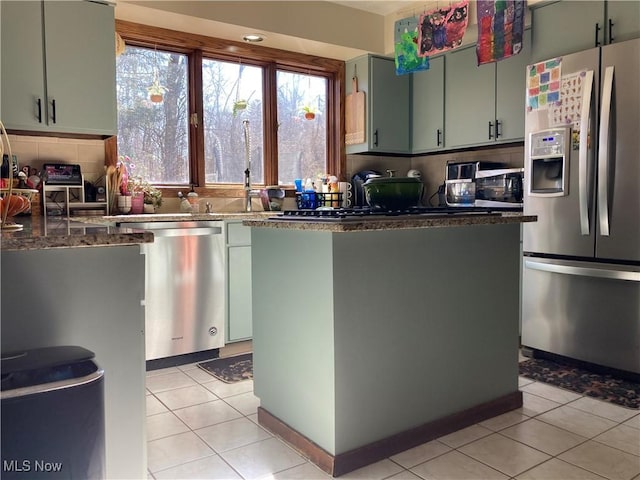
[519,357,640,409]
[198,353,253,383]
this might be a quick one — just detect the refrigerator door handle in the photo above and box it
[579,70,594,235]
[525,259,640,282]
[598,66,614,237]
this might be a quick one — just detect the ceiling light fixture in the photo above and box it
[243,34,264,43]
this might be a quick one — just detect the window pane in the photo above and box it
[116,46,189,184]
[277,71,327,185]
[203,60,264,184]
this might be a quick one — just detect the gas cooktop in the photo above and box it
[274,206,521,221]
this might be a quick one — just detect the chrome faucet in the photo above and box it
[243,120,252,212]
[244,167,252,212]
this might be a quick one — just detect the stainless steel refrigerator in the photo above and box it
[522,38,640,375]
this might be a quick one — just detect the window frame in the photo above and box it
[115,20,346,196]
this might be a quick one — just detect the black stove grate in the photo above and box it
[279,205,521,219]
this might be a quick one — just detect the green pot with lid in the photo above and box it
[362,171,423,210]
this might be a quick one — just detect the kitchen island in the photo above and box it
[244,212,536,476]
[1,217,151,479]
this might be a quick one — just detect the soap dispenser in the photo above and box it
[187,186,199,213]
[178,191,192,213]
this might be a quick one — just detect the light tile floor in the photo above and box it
[146,361,640,480]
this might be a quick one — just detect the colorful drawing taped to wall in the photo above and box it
[418,0,469,57]
[549,70,587,129]
[476,0,526,65]
[526,57,562,111]
[394,16,430,75]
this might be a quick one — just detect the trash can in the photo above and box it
[1,346,105,479]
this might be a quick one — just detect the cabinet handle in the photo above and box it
[37,98,42,123]
[436,128,442,146]
[496,119,502,138]
[488,121,494,140]
[51,99,57,124]
[595,22,601,47]
[608,18,614,43]
[374,129,379,147]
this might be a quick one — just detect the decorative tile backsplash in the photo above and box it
[9,134,523,213]
[8,135,107,184]
[347,144,524,207]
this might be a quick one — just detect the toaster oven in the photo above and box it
[445,161,523,208]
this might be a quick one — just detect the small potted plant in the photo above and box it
[142,183,163,213]
[147,79,168,103]
[302,105,316,120]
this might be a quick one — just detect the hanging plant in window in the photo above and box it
[233,60,248,117]
[302,105,316,120]
[147,45,168,103]
[233,98,247,116]
[147,76,168,103]
[301,73,317,120]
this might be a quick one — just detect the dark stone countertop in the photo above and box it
[243,212,537,232]
[0,216,153,252]
[0,211,276,251]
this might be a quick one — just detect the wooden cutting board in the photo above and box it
[345,76,365,145]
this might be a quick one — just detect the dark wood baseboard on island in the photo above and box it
[258,390,523,477]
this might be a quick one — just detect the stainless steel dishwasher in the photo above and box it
[127,221,225,360]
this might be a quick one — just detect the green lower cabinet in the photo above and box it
[228,246,252,342]
[226,221,252,343]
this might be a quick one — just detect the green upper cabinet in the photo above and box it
[1,1,46,131]
[444,29,531,149]
[345,55,410,154]
[411,55,445,154]
[444,45,496,149]
[1,1,116,136]
[495,29,532,143]
[531,1,640,62]
[607,1,640,44]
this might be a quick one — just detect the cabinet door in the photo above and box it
[228,245,252,342]
[444,45,495,149]
[0,1,46,131]
[495,29,531,143]
[607,0,640,44]
[531,1,605,62]
[412,56,445,153]
[369,56,410,153]
[345,55,370,154]
[43,1,117,135]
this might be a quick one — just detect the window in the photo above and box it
[116,46,190,184]
[276,71,328,184]
[202,59,264,185]
[115,21,345,192]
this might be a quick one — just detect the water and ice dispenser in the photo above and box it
[529,127,571,196]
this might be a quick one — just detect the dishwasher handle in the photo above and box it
[152,227,222,238]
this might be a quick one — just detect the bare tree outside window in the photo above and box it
[116,46,189,184]
[202,59,264,184]
[277,71,328,184]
